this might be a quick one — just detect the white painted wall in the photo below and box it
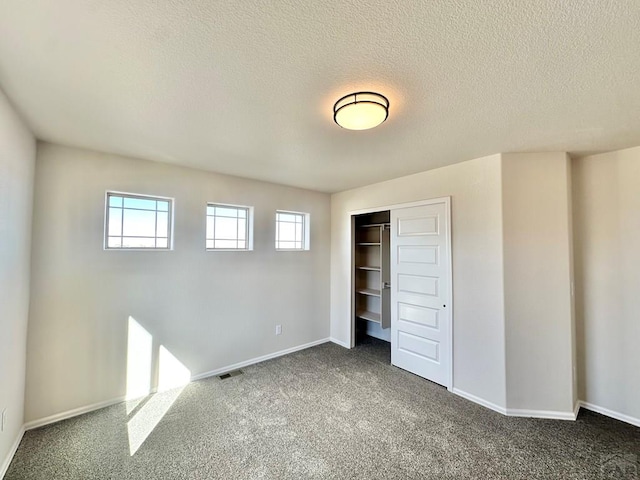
[502,153,575,415]
[573,148,640,423]
[331,155,507,408]
[16,139,640,430]
[25,143,330,423]
[364,321,391,342]
[0,89,35,472]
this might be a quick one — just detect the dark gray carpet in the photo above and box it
[6,339,639,479]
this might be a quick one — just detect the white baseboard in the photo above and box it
[191,337,331,382]
[25,338,331,431]
[329,337,351,349]
[506,408,577,421]
[0,426,25,480]
[25,395,128,431]
[579,401,640,428]
[452,388,507,415]
[453,389,578,420]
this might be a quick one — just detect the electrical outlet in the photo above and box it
[1,409,6,432]
[275,324,282,335]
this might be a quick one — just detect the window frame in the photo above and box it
[104,191,174,251]
[275,210,310,251]
[205,202,254,251]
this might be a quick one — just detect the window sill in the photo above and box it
[103,248,173,252]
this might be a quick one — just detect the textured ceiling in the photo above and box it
[1,1,639,192]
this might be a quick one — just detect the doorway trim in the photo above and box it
[348,196,453,391]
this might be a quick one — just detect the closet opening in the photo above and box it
[352,210,391,359]
[349,198,453,387]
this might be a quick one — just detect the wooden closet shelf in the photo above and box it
[357,242,381,246]
[359,223,390,228]
[357,288,381,297]
[357,311,381,323]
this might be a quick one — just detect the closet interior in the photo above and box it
[353,210,391,347]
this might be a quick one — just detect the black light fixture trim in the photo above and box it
[333,91,390,128]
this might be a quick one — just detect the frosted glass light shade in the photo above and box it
[333,92,389,130]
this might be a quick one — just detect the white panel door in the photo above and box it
[391,201,451,387]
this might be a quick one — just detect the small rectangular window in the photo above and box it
[105,192,173,250]
[206,203,253,250]
[276,211,309,251]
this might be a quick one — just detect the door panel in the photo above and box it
[391,201,451,387]
[398,332,439,361]
[397,215,439,235]
[397,274,439,296]
[398,245,439,265]
[398,302,439,329]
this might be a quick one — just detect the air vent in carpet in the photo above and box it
[219,369,243,380]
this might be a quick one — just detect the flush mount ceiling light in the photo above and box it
[333,91,389,130]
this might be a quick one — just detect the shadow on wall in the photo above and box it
[125,316,191,455]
